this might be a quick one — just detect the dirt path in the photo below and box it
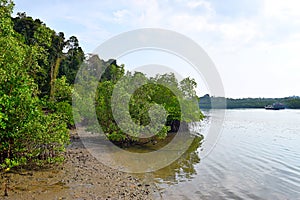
[0,130,156,200]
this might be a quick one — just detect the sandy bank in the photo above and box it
[1,130,155,200]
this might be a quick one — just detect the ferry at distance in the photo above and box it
[265,102,285,110]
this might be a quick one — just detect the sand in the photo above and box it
[0,130,156,200]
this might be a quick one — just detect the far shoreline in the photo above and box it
[199,94,300,109]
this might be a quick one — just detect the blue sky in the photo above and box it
[13,0,300,98]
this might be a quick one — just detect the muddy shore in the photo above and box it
[0,130,156,200]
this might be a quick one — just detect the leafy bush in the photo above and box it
[0,112,69,169]
[45,76,77,127]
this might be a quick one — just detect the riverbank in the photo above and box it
[0,130,154,200]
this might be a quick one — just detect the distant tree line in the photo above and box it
[199,94,300,109]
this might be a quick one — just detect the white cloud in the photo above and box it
[219,21,261,42]
[113,9,131,23]
[264,0,300,20]
[169,14,216,32]
[186,0,213,12]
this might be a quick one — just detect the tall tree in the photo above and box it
[58,36,85,84]
[12,13,84,99]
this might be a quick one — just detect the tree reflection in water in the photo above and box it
[150,134,203,185]
[124,131,203,185]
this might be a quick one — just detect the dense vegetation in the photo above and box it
[1,1,203,169]
[199,94,300,109]
[74,55,204,146]
[0,1,83,170]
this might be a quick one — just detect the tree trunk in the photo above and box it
[50,57,62,101]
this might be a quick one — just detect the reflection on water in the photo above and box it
[125,133,203,184]
[135,109,300,199]
[151,136,202,185]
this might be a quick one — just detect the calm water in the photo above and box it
[148,109,300,199]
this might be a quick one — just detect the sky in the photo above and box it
[13,0,300,98]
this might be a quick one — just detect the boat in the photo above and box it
[265,103,285,110]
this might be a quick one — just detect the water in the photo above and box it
[148,109,300,199]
